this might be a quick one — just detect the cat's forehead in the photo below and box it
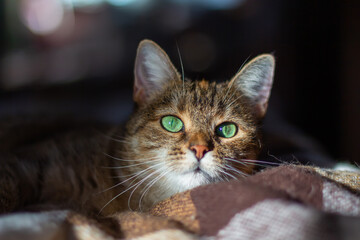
[183,80,226,114]
[157,79,249,128]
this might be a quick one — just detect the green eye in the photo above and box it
[216,122,237,138]
[161,116,184,133]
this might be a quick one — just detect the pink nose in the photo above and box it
[190,145,209,160]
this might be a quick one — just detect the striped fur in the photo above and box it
[113,40,275,210]
[0,40,275,215]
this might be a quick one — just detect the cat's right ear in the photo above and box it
[229,54,275,119]
[133,40,180,105]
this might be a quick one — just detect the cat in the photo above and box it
[0,39,275,216]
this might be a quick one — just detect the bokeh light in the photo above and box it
[106,0,141,7]
[171,0,246,9]
[63,0,102,7]
[20,0,65,35]
[61,0,148,8]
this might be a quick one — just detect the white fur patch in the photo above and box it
[144,148,219,203]
[161,150,217,197]
[200,151,219,178]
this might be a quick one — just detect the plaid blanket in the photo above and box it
[0,165,359,240]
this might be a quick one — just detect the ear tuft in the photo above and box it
[229,54,275,118]
[134,40,180,105]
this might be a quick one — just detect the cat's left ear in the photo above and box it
[229,54,275,118]
[133,40,180,105]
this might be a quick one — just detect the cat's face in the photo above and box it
[119,40,274,204]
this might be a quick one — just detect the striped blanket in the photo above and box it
[0,165,359,240]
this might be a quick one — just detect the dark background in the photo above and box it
[1,0,359,166]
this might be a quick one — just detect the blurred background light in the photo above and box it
[171,0,246,9]
[2,0,360,164]
[106,0,144,7]
[20,0,65,35]
[63,0,103,8]
[60,0,149,8]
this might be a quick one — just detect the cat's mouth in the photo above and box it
[175,151,219,184]
[183,166,203,175]
[183,165,215,183]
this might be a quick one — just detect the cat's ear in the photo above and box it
[133,39,180,104]
[229,54,275,118]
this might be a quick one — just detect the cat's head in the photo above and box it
[121,40,274,201]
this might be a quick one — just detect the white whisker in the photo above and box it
[98,162,165,214]
[224,164,249,178]
[224,157,248,166]
[218,168,238,181]
[99,184,135,215]
[103,152,161,162]
[267,153,285,163]
[241,159,281,166]
[138,166,174,211]
[127,166,167,211]
[176,42,185,94]
[222,55,251,103]
[225,157,281,168]
[227,95,242,108]
[101,159,162,169]
[101,134,129,144]
[239,161,273,168]
[98,162,165,194]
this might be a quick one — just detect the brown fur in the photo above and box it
[114,78,261,211]
[0,40,274,216]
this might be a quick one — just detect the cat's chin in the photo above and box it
[185,170,216,186]
[148,150,219,203]
[178,151,219,187]
[165,170,212,194]
[164,166,218,196]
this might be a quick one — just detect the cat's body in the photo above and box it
[0,40,275,216]
[0,120,117,216]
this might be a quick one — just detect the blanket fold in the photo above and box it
[0,165,359,240]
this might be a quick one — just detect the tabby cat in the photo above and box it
[0,40,274,216]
